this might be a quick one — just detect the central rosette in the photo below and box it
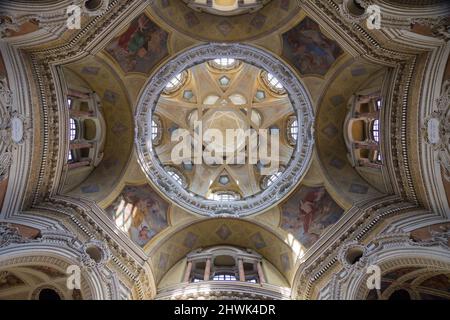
[202,108,249,154]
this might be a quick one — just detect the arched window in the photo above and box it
[66,90,104,169]
[164,72,187,94]
[69,118,77,141]
[229,93,247,106]
[371,119,380,142]
[213,273,237,281]
[267,171,282,186]
[38,288,61,301]
[166,167,187,187]
[262,71,286,95]
[151,115,163,145]
[168,170,183,185]
[287,116,299,145]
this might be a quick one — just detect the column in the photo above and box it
[203,258,211,281]
[257,261,266,284]
[183,260,193,283]
[238,258,245,282]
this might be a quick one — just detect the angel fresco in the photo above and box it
[281,186,344,248]
[106,184,169,247]
[105,14,169,74]
[282,17,343,76]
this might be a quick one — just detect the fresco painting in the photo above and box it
[105,14,169,74]
[281,186,344,248]
[282,17,343,76]
[106,184,169,247]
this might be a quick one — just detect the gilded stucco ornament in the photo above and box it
[409,16,450,41]
[80,239,112,270]
[338,0,371,24]
[422,80,450,182]
[0,223,31,248]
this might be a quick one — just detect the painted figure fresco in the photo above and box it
[106,184,169,247]
[281,186,344,248]
[105,14,169,74]
[282,17,343,76]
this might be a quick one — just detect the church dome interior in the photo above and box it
[0,0,449,302]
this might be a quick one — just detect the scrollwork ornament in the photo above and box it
[0,76,30,180]
[422,80,450,181]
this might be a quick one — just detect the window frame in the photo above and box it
[69,118,78,141]
[212,273,237,281]
[165,166,188,188]
[286,115,299,145]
